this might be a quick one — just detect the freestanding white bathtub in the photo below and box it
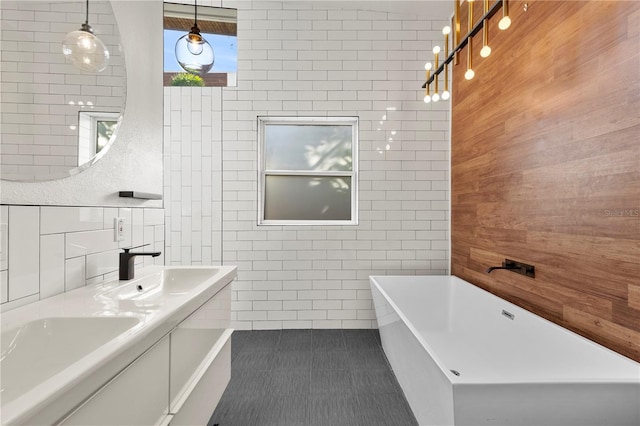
[370,275,640,426]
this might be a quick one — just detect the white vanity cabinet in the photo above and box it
[59,336,170,426]
[56,282,233,426]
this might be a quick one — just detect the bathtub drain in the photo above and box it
[450,369,460,376]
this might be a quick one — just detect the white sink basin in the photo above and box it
[161,267,219,294]
[101,268,219,301]
[0,317,140,404]
[0,265,236,425]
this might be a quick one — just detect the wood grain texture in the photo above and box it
[451,0,640,361]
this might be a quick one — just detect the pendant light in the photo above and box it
[441,26,451,100]
[175,0,214,75]
[498,0,512,30]
[480,0,492,58]
[62,0,110,73]
[464,0,475,80]
[423,62,432,103]
[432,46,440,102]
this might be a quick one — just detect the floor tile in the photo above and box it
[210,330,417,426]
[241,330,281,351]
[356,393,418,426]
[231,349,275,371]
[312,350,350,370]
[312,329,346,351]
[279,329,312,351]
[343,329,380,351]
[223,370,272,397]
[351,369,402,394]
[256,393,310,426]
[309,394,360,426]
[310,369,353,395]
[269,369,311,395]
[273,350,313,370]
[348,349,390,370]
[208,395,262,426]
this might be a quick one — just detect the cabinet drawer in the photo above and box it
[59,337,169,426]
[169,331,231,426]
[169,285,230,409]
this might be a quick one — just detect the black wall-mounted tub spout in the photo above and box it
[486,259,535,278]
[119,244,161,280]
[486,265,519,273]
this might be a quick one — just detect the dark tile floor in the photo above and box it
[208,329,418,426]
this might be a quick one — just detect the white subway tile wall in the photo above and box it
[164,1,450,330]
[0,0,125,180]
[0,205,164,312]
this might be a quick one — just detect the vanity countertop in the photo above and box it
[0,265,237,425]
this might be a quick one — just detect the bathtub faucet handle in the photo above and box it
[486,259,535,278]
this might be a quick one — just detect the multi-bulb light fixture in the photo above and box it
[423,0,512,103]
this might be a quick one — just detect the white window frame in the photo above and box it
[77,111,120,166]
[257,116,359,226]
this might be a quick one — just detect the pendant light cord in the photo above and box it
[194,0,198,26]
[85,0,89,25]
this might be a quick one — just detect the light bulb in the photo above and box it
[79,34,94,51]
[465,68,475,80]
[423,95,431,103]
[442,26,451,35]
[480,45,492,58]
[441,91,450,100]
[499,16,511,30]
[433,46,441,54]
[187,40,204,55]
[432,93,440,102]
[425,62,432,71]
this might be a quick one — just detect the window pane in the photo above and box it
[96,121,117,152]
[264,175,351,221]
[264,125,352,171]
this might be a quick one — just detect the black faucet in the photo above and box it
[486,259,535,278]
[486,265,521,273]
[119,244,161,280]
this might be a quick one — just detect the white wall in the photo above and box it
[164,0,451,329]
[0,1,166,311]
[0,205,164,311]
[0,1,163,207]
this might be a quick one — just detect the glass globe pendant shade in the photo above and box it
[62,23,109,73]
[175,26,214,75]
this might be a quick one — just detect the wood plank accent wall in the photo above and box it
[451,0,640,361]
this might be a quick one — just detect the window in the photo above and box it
[163,2,237,87]
[77,111,120,165]
[258,117,358,225]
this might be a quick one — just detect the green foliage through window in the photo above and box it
[170,73,205,86]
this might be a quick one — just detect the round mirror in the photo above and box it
[0,0,126,182]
